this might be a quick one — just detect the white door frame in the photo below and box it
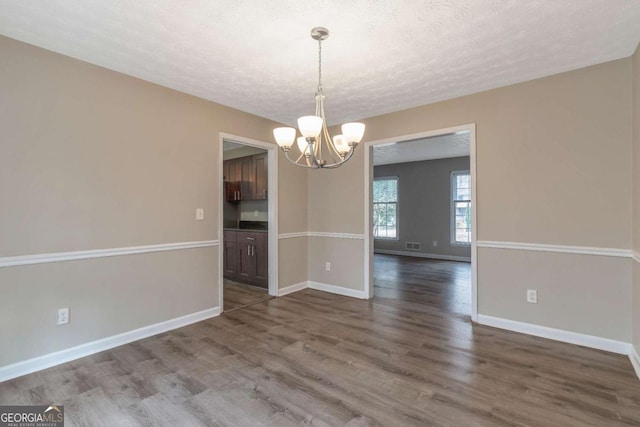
[363,123,478,322]
[218,133,279,313]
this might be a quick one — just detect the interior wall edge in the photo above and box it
[277,281,309,297]
[631,345,640,380]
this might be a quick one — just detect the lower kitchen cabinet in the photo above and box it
[223,231,238,280]
[223,230,268,289]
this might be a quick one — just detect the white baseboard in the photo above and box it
[277,281,309,296]
[477,314,631,355]
[630,346,640,380]
[0,307,220,383]
[374,249,471,263]
[308,281,367,299]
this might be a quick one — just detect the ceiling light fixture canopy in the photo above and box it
[273,27,365,169]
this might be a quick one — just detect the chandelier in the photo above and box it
[273,27,365,169]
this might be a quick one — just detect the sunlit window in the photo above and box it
[373,177,398,239]
[451,171,471,244]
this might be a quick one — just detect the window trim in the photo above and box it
[373,176,399,240]
[451,170,471,246]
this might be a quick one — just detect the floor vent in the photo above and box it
[405,242,421,250]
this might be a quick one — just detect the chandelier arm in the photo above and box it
[308,141,321,167]
[283,150,318,169]
[318,94,341,161]
[316,133,322,162]
[324,126,343,159]
[321,148,355,168]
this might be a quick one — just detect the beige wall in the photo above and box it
[479,249,632,341]
[307,58,634,341]
[308,237,364,291]
[278,237,309,288]
[632,43,640,353]
[1,249,216,365]
[278,141,309,288]
[0,35,306,366]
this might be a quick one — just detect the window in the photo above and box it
[373,177,398,239]
[451,171,471,244]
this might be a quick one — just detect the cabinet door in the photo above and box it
[223,231,238,281]
[224,159,242,201]
[225,181,240,202]
[237,232,256,283]
[253,232,268,288]
[240,156,254,200]
[253,153,268,200]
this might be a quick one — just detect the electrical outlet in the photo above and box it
[57,307,69,325]
[254,210,259,217]
[433,240,438,247]
[526,289,538,304]
[325,262,331,271]
[195,208,205,220]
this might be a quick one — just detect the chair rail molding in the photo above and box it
[0,240,219,268]
[278,232,364,240]
[477,240,632,258]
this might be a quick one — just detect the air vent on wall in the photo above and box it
[405,242,421,250]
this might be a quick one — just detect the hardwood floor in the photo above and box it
[374,254,471,317]
[224,279,271,312]
[1,254,639,426]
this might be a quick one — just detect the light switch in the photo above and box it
[196,208,205,220]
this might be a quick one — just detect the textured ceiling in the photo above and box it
[1,1,640,126]
[373,132,469,166]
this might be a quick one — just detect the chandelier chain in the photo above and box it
[317,39,323,92]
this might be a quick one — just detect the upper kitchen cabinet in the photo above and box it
[224,153,268,202]
[251,152,268,200]
[224,158,242,202]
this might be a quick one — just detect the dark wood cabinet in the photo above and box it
[253,231,268,285]
[240,156,254,201]
[223,231,238,280]
[223,153,268,202]
[253,153,268,200]
[224,158,242,183]
[224,158,242,202]
[223,230,268,289]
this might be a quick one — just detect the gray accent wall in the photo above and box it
[374,156,471,260]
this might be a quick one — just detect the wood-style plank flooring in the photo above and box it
[223,279,271,312]
[1,254,639,426]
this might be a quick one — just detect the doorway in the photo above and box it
[363,124,477,321]
[218,133,279,313]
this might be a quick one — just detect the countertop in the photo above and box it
[223,227,268,233]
